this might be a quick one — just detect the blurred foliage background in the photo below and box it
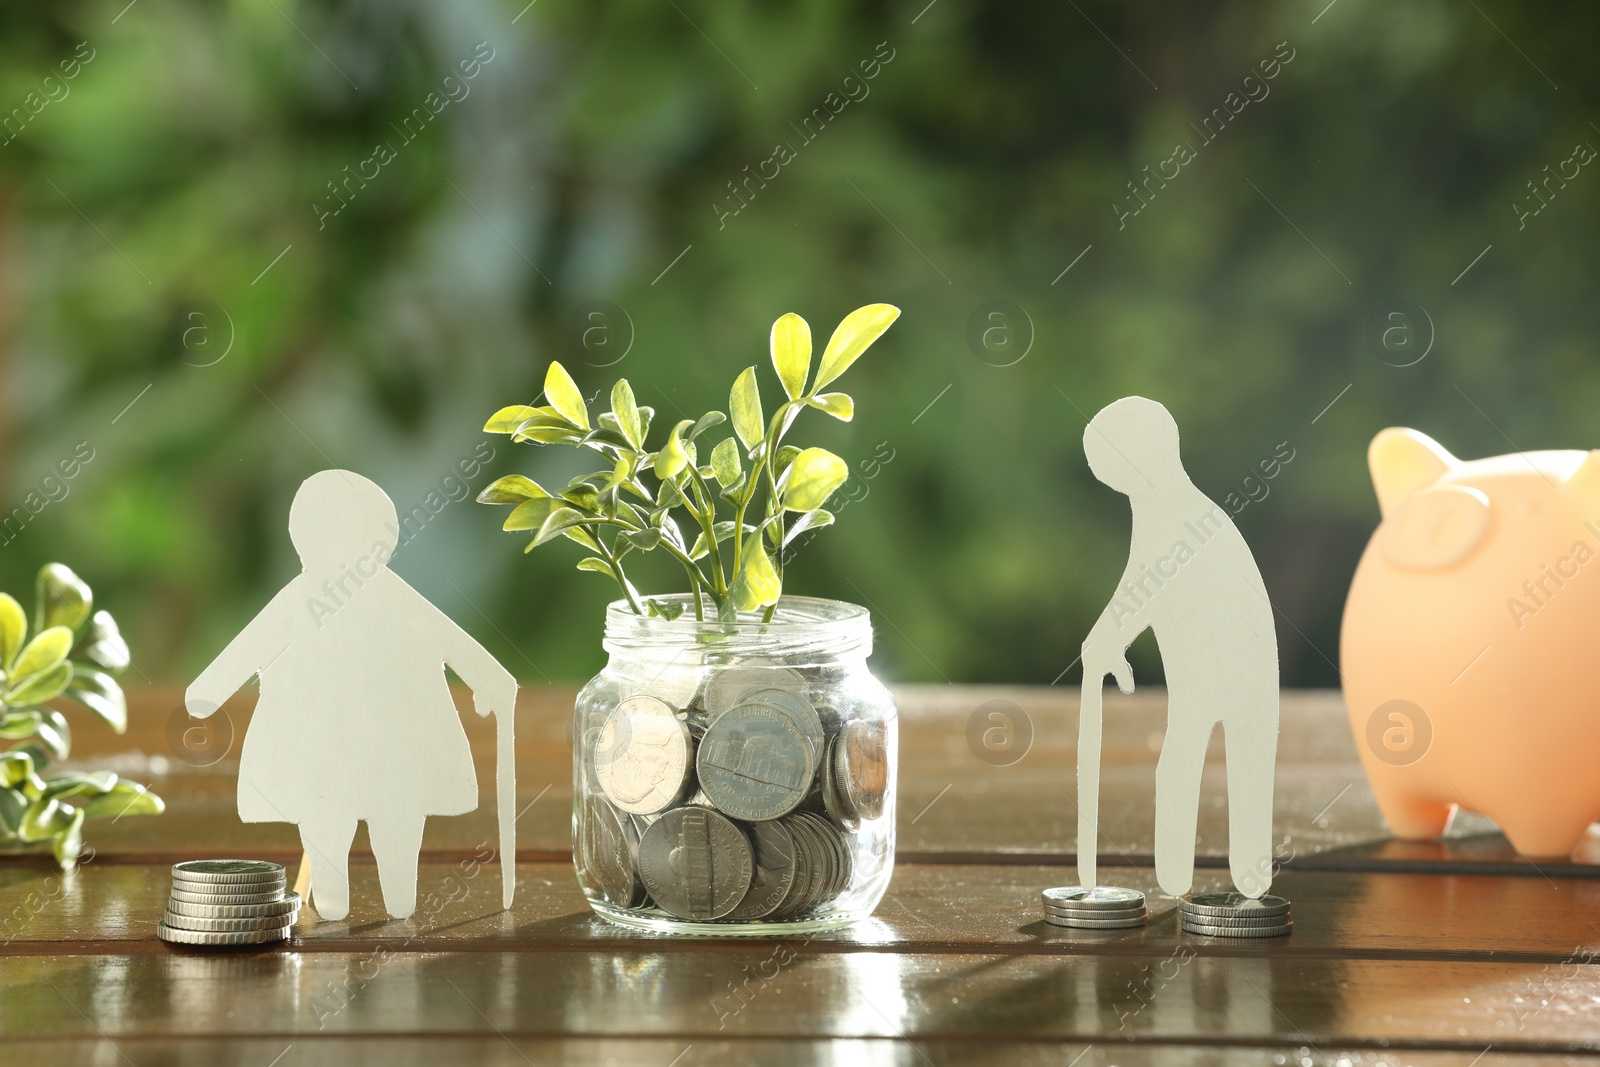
[0,0,1594,689]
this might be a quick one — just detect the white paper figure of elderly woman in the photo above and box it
[185,470,518,920]
[1078,397,1280,899]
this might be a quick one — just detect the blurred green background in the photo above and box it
[0,0,1593,688]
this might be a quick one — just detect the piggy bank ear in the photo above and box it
[1369,428,1457,517]
[1564,449,1600,509]
[1381,484,1492,570]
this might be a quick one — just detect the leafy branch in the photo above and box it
[0,563,162,867]
[478,304,900,621]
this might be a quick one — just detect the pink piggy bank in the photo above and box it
[1341,427,1600,857]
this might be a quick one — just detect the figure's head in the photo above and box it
[1083,396,1185,496]
[288,470,399,571]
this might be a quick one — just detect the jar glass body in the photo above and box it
[572,596,896,935]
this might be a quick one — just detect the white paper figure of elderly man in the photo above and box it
[1077,397,1279,898]
[185,470,519,920]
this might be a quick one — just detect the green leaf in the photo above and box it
[653,420,694,481]
[781,448,849,512]
[730,367,764,452]
[620,528,663,552]
[576,557,616,579]
[512,424,585,445]
[76,611,130,674]
[533,506,590,548]
[12,626,73,681]
[814,303,901,390]
[644,598,685,621]
[710,438,742,487]
[477,475,549,505]
[0,751,34,789]
[688,411,727,442]
[41,770,117,800]
[774,445,803,477]
[559,485,601,512]
[0,710,43,740]
[66,669,127,733]
[731,536,782,612]
[805,392,855,421]
[0,787,25,832]
[33,709,70,761]
[783,508,835,547]
[607,379,642,448]
[36,563,92,634]
[503,498,557,532]
[0,593,25,668]
[53,806,85,866]
[563,526,602,552]
[81,781,162,820]
[19,797,71,843]
[8,661,73,708]
[544,361,590,430]
[770,312,812,400]
[483,404,544,434]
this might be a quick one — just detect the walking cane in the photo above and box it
[1077,670,1102,892]
[497,700,516,908]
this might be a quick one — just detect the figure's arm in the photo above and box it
[185,583,300,717]
[1081,558,1142,695]
[408,588,517,718]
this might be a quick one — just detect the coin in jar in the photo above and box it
[581,795,645,908]
[593,695,693,815]
[704,667,807,718]
[697,703,816,821]
[737,687,824,770]
[637,806,753,921]
[836,719,888,822]
[726,820,799,920]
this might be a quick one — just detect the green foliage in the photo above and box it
[481,305,898,621]
[0,564,160,868]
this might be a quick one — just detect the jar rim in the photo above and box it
[602,595,873,662]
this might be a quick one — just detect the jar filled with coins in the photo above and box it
[573,595,896,933]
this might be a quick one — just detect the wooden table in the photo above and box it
[5,686,1599,1065]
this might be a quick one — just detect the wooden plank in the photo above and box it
[57,687,1600,873]
[2,1037,1586,1067]
[5,862,1598,963]
[4,950,1598,1052]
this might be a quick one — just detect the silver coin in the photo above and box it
[727,821,799,921]
[795,812,850,901]
[1045,904,1148,920]
[836,719,888,822]
[171,860,286,885]
[1182,920,1293,938]
[594,695,693,815]
[704,667,807,717]
[162,910,300,933]
[737,688,824,768]
[697,703,815,821]
[1180,892,1290,917]
[1175,912,1289,927]
[1045,914,1148,929]
[637,806,753,921]
[167,892,301,919]
[158,921,292,946]
[781,814,831,916]
[772,815,818,918]
[580,796,644,908]
[1042,885,1145,908]
[820,736,860,831]
[169,885,287,906]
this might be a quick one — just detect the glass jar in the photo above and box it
[572,595,897,935]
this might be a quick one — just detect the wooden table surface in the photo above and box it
[5,685,1599,1065]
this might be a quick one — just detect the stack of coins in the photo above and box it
[158,860,300,946]
[581,665,890,923]
[1179,891,1292,937]
[1040,885,1148,929]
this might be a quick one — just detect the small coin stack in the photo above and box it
[157,860,300,946]
[1040,885,1148,930]
[1179,891,1292,937]
[582,665,891,923]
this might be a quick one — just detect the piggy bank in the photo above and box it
[1341,427,1600,857]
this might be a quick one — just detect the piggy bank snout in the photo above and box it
[1380,484,1491,570]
